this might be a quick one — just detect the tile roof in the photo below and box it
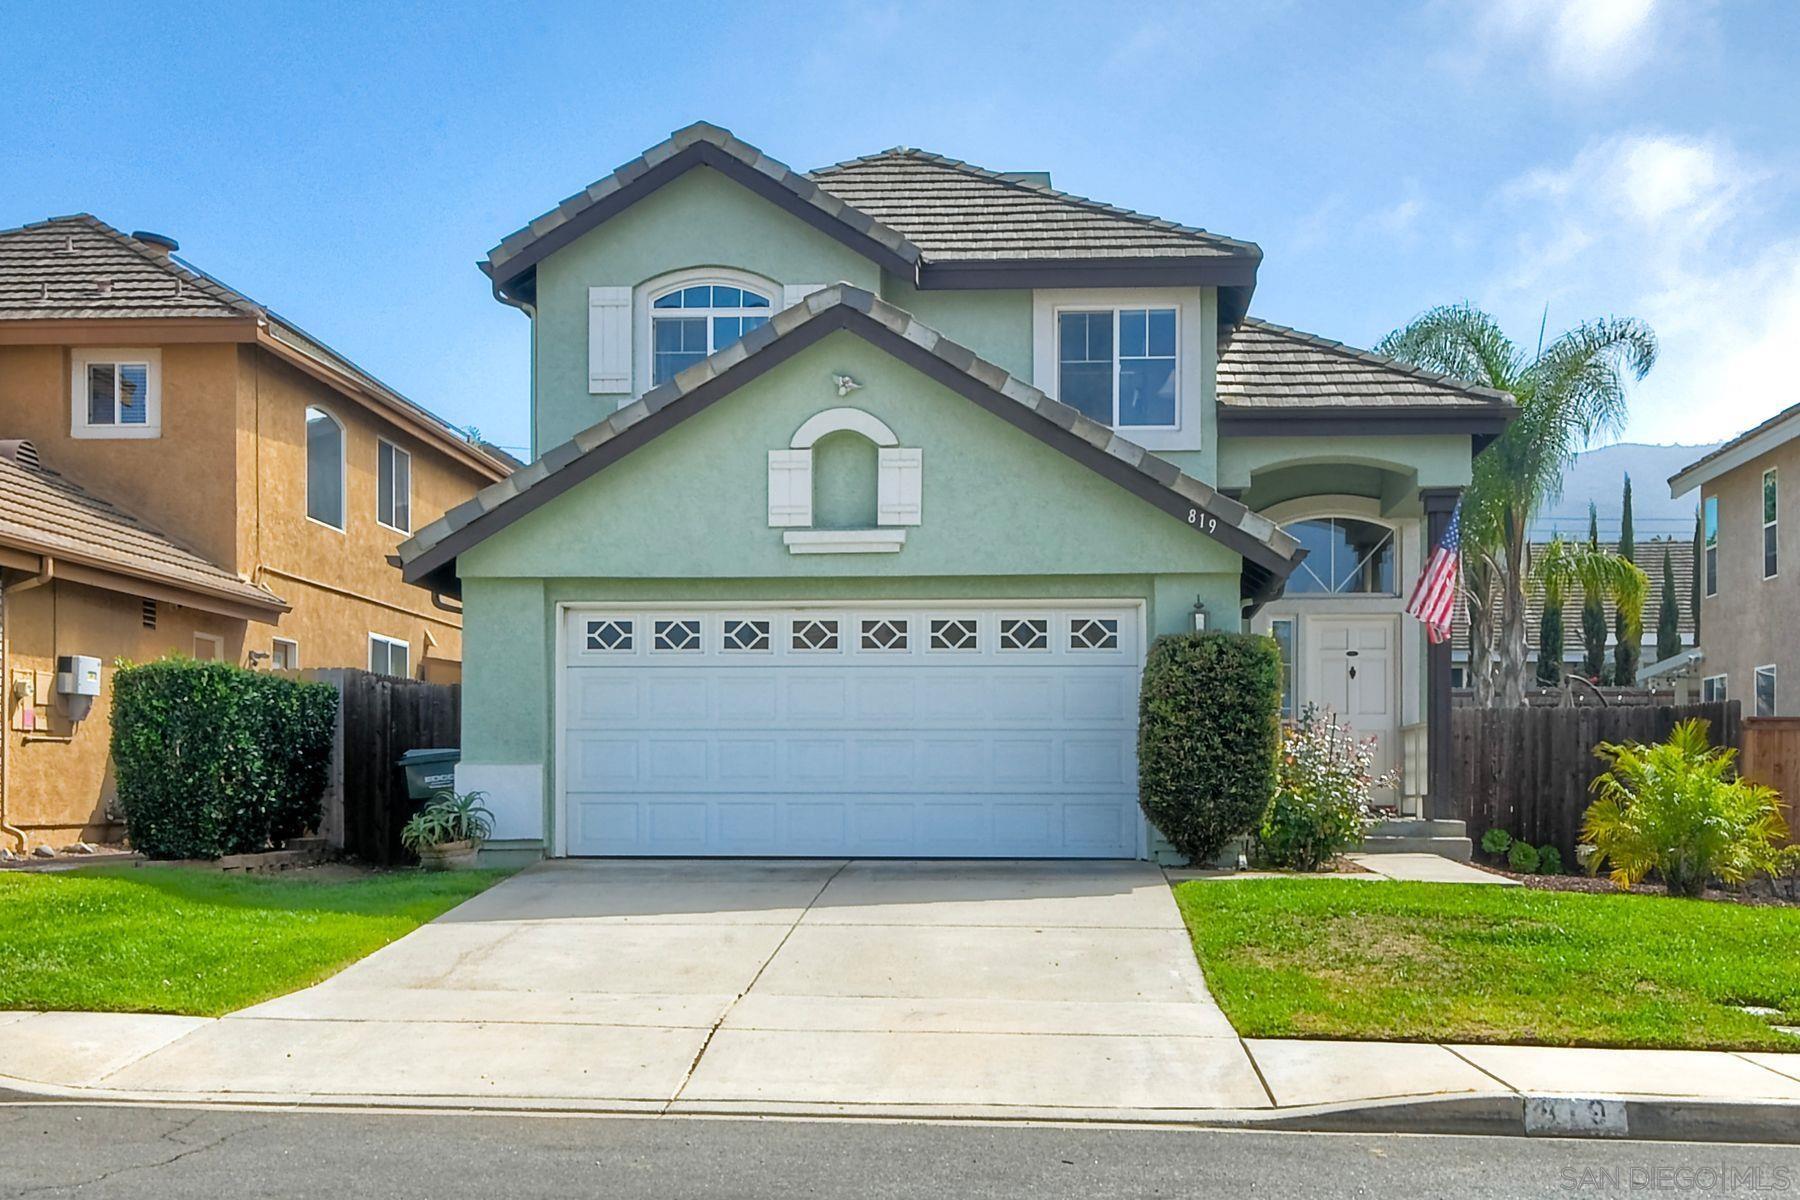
[0,445,285,612]
[1449,538,1697,657]
[399,283,1304,593]
[807,149,1260,262]
[0,214,252,321]
[0,215,509,479]
[1668,398,1800,494]
[1218,319,1514,411]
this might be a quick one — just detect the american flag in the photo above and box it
[1406,501,1462,644]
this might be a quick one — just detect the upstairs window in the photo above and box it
[1056,307,1177,428]
[306,406,345,530]
[71,348,160,438]
[1282,517,1398,595]
[378,438,411,533]
[1704,495,1719,596]
[1763,468,1778,579]
[650,283,772,385]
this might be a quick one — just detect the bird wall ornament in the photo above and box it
[833,374,862,397]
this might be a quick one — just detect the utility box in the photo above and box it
[399,748,460,800]
[54,654,102,722]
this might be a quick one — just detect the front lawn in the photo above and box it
[0,865,508,1017]
[1174,879,1800,1051]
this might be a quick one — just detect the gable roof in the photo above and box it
[1669,399,1800,497]
[1216,318,1516,438]
[398,283,1305,605]
[482,124,1261,317]
[0,442,286,621]
[0,215,511,481]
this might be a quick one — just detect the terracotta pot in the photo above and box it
[416,839,480,871]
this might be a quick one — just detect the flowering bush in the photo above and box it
[1254,705,1394,871]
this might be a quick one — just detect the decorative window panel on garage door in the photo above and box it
[559,603,1142,858]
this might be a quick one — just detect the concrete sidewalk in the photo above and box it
[2,859,1797,1140]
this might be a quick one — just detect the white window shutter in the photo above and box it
[588,286,632,394]
[783,283,826,310]
[877,448,922,526]
[768,449,813,527]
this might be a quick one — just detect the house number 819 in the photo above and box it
[1187,508,1217,533]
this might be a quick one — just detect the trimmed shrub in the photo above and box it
[1138,631,1281,865]
[111,658,338,859]
[1537,845,1564,876]
[1480,827,1514,858]
[1508,841,1541,873]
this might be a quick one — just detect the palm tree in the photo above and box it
[1533,536,1648,704]
[1377,304,1656,706]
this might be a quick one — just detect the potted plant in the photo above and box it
[400,789,493,870]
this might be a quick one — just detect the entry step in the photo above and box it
[1360,818,1473,862]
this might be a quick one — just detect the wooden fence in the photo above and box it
[308,669,461,865]
[1448,700,1741,859]
[1741,717,1800,845]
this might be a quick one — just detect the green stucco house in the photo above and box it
[397,122,1512,862]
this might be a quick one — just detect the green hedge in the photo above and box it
[110,658,338,860]
[1138,631,1282,865]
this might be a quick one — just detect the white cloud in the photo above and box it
[1476,0,1666,86]
[1486,131,1800,445]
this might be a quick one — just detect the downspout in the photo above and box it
[0,557,54,852]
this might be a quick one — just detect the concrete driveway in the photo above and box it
[89,859,1271,1115]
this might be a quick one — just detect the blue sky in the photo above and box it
[5,0,1797,458]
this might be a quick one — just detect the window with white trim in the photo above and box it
[271,638,299,670]
[1763,468,1778,579]
[1755,664,1777,717]
[71,348,160,438]
[306,407,345,530]
[1704,495,1718,596]
[1701,673,1728,703]
[1271,618,1297,719]
[378,439,411,533]
[1055,307,1178,428]
[650,283,772,385]
[369,634,410,678]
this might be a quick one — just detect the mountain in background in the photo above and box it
[1530,442,1721,542]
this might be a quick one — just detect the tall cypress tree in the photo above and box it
[1691,506,1703,644]
[1614,475,1642,684]
[1537,587,1565,686]
[1657,546,1681,662]
[1580,502,1607,679]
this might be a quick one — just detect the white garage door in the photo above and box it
[559,604,1143,858]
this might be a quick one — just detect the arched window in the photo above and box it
[306,406,345,529]
[1282,517,1397,595]
[650,282,772,384]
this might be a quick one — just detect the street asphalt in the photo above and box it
[1,1102,1796,1199]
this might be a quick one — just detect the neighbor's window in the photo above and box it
[369,634,410,678]
[650,284,771,385]
[378,439,412,533]
[1271,618,1297,719]
[1755,664,1777,717]
[1282,517,1398,595]
[1701,673,1728,703]
[71,348,160,438]
[1763,468,1778,579]
[1704,496,1718,597]
[306,407,345,529]
[1056,307,1177,428]
[271,638,299,670]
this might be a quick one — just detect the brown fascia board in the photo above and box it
[0,541,288,624]
[1216,405,1517,439]
[485,141,922,296]
[402,304,1302,597]
[917,256,1259,290]
[0,316,259,345]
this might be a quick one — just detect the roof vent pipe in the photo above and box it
[132,230,179,257]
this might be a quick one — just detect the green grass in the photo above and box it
[1174,879,1800,1051]
[0,866,509,1017]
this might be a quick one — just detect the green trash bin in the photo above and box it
[399,748,460,800]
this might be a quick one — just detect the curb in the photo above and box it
[3,1077,1796,1144]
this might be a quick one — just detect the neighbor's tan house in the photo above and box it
[1670,403,1799,717]
[0,214,513,851]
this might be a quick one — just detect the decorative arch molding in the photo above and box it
[769,405,921,552]
[790,407,898,450]
[1258,494,1391,526]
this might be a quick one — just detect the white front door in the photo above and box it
[558,603,1144,858]
[1306,616,1400,799]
